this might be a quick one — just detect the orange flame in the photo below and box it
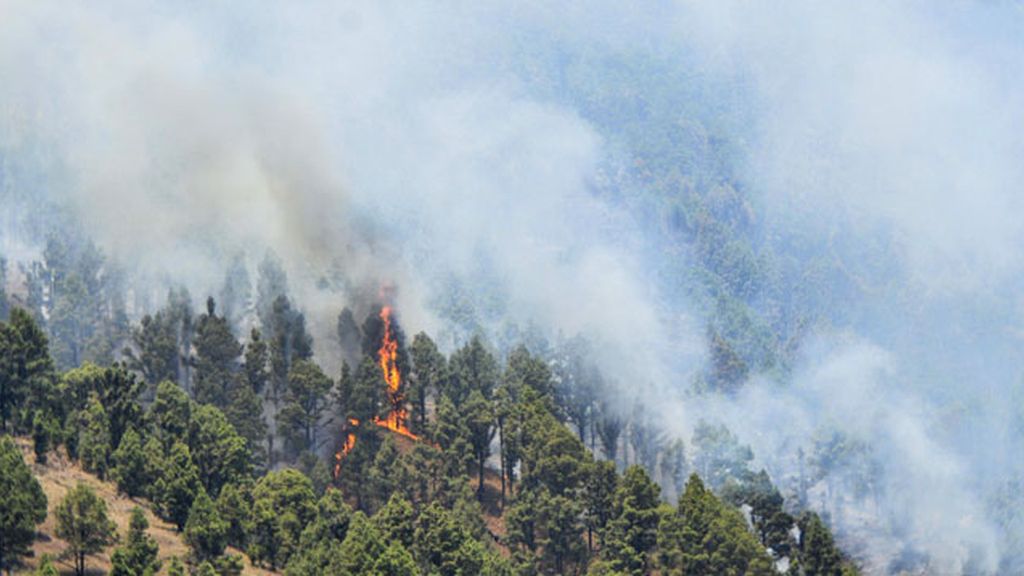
[334,305,419,479]
[334,418,359,477]
[372,306,417,439]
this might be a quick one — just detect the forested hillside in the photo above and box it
[0,275,857,574]
[3,2,1024,575]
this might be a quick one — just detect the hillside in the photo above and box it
[11,438,277,576]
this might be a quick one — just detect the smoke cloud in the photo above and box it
[2,1,1022,573]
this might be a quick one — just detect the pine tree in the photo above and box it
[552,335,597,445]
[1,308,55,433]
[375,494,415,551]
[659,438,687,500]
[224,379,267,470]
[336,307,362,367]
[34,555,58,576]
[798,511,845,576]
[464,389,495,496]
[448,336,498,404]
[219,253,251,334]
[193,297,243,409]
[165,287,195,393]
[55,482,117,576]
[722,469,792,554]
[584,459,618,552]
[279,359,332,455]
[59,363,106,418]
[78,395,111,479]
[267,295,313,442]
[366,437,403,512]
[707,327,749,394]
[93,364,143,454]
[409,332,446,434]
[166,556,186,576]
[603,466,661,575]
[216,480,253,550]
[48,273,90,370]
[373,542,418,576]
[38,236,126,371]
[337,512,386,575]
[150,381,191,446]
[142,436,165,495]
[539,491,586,574]
[413,503,485,576]
[283,489,352,575]
[32,410,54,464]
[248,469,317,569]
[185,488,228,563]
[692,420,753,491]
[656,473,774,576]
[111,426,150,497]
[244,328,270,396]
[188,404,249,497]
[127,312,178,385]
[0,436,48,573]
[154,442,201,531]
[255,251,289,333]
[110,507,160,576]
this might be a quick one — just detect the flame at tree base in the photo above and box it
[334,418,359,478]
[333,415,422,478]
[334,305,421,480]
[374,410,419,441]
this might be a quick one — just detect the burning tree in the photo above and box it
[335,305,420,483]
[374,306,414,437]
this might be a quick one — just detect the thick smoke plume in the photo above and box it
[2,1,1023,573]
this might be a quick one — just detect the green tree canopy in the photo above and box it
[279,359,333,455]
[185,488,228,563]
[603,465,661,575]
[149,380,191,446]
[154,441,201,531]
[248,469,317,569]
[409,331,447,433]
[0,436,48,573]
[656,474,774,576]
[447,336,498,404]
[111,426,150,497]
[193,297,243,409]
[77,395,111,479]
[188,403,250,497]
[0,308,55,433]
[110,507,160,576]
[55,482,117,576]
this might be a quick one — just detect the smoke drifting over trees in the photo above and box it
[2,1,1024,573]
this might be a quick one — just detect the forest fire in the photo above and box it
[334,419,358,477]
[334,305,418,478]
[372,306,417,440]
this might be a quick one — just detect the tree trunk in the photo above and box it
[267,432,275,469]
[478,455,485,497]
[498,419,506,506]
[417,396,426,434]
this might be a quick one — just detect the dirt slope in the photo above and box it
[12,438,277,576]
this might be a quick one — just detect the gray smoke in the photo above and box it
[2,1,1022,573]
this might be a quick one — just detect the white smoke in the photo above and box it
[2,1,1022,573]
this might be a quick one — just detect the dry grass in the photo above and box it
[12,438,278,576]
[13,427,514,574]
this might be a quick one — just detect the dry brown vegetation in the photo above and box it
[12,438,278,576]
